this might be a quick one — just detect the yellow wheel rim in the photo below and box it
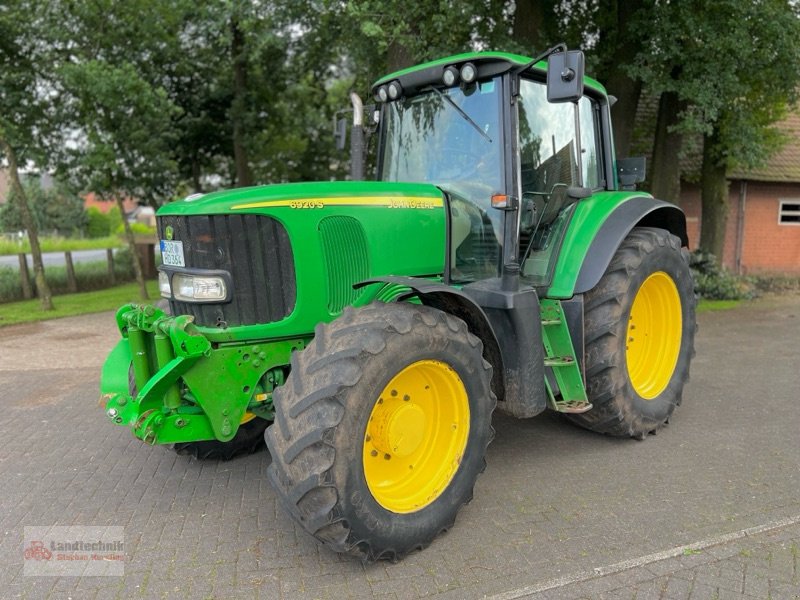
[240,412,257,424]
[363,359,470,513]
[626,271,683,399]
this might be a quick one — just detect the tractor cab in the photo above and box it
[371,49,612,288]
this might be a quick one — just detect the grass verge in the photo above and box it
[1,255,136,303]
[0,280,159,327]
[0,235,122,255]
[696,298,743,313]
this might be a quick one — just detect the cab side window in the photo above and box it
[517,78,603,284]
[518,79,602,194]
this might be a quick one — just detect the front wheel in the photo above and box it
[266,303,495,561]
[568,227,696,438]
[172,413,268,460]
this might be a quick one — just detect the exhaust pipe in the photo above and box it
[349,92,365,181]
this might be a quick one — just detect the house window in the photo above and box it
[779,200,800,225]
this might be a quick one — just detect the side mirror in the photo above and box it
[617,157,646,190]
[333,117,347,151]
[546,50,585,103]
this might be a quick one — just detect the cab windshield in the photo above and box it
[378,78,504,281]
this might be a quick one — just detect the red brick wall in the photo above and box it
[680,181,800,274]
[739,182,800,274]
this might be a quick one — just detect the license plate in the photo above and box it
[160,240,185,267]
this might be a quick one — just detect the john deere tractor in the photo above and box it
[101,46,695,561]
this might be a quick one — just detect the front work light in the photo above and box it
[442,66,459,86]
[172,273,228,302]
[387,81,402,99]
[377,85,389,102]
[460,62,477,83]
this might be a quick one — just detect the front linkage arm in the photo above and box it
[100,304,302,446]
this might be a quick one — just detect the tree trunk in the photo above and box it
[699,128,729,263]
[606,74,642,161]
[512,0,548,50]
[649,90,685,204]
[191,155,202,193]
[387,40,414,73]
[231,16,253,188]
[0,139,54,310]
[115,195,149,300]
[601,0,645,158]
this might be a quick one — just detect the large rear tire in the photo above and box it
[266,303,495,561]
[567,227,696,438]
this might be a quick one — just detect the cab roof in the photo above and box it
[372,50,606,97]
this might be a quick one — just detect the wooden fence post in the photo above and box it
[18,253,33,300]
[64,251,78,293]
[107,248,116,285]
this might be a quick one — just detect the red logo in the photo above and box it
[23,541,52,561]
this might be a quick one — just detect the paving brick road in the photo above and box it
[1,294,799,599]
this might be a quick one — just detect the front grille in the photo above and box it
[319,216,369,313]
[158,214,296,327]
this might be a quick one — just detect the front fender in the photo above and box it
[356,276,549,418]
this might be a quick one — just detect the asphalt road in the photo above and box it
[0,249,115,270]
[1,294,799,599]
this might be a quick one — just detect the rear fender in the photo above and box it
[573,197,687,294]
[548,195,687,298]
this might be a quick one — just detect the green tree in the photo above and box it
[0,0,58,309]
[60,59,180,300]
[45,0,196,300]
[632,0,800,261]
[0,178,87,235]
[34,181,87,235]
[86,207,111,238]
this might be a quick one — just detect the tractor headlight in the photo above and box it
[376,85,389,102]
[158,271,171,298]
[172,273,229,302]
[158,268,232,303]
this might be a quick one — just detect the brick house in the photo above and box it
[679,111,800,275]
[84,192,156,227]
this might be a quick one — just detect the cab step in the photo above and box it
[552,399,593,414]
[540,299,591,414]
[544,355,576,367]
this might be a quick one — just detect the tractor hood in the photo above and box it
[157,180,445,216]
[155,180,448,340]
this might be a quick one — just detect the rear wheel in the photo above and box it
[266,302,495,561]
[568,227,695,438]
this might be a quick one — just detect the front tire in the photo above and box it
[568,227,696,438]
[172,414,268,460]
[266,303,495,561]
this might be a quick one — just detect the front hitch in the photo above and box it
[100,304,304,445]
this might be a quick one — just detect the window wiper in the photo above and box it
[425,85,492,144]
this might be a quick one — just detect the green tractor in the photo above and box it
[101,45,695,561]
